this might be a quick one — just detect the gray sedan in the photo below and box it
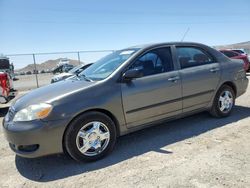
[3,42,248,162]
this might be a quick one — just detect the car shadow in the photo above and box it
[15,105,250,182]
[0,107,8,118]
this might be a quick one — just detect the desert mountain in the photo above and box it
[17,58,83,73]
[214,41,250,51]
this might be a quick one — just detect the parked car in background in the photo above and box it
[231,49,248,56]
[52,63,74,74]
[0,56,16,80]
[26,71,32,75]
[0,56,17,104]
[3,42,248,162]
[0,72,17,104]
[219,50,250,72]
[51,63,93,83]
[58,58,70,66]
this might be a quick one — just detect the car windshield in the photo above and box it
[78,49,138,81]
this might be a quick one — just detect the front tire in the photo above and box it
[64,111,117,162]
[210,85,235,118]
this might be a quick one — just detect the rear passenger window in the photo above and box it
[176,47,214,69]
[130,47,174,77]
[221,51,238,58]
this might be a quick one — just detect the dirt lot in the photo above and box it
[0,77,250,188]
[13,73,53,91]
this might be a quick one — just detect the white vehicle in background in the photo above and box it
[51,63,93,83]
[58,58,70,66]
[51,58,74,74]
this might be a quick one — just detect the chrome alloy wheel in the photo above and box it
[76,121,110,156]
[219,90,233,113]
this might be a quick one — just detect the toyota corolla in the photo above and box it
[3,42,248,162]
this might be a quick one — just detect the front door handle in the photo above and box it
[210,67,220,73]
[168,76,180,82]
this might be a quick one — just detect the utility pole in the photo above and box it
[77,52,81,65]
[32,54,39,88]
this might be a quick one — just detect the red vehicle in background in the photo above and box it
[219,50,250,72]
[0,57,16,104]
[0,72,12,103]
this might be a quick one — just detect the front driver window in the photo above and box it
[130,47,174,77]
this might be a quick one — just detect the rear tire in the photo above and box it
[64,111,117,162]
[210,85,235,118]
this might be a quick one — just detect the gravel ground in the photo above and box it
[13,73,54,91]
[0,76,250,188]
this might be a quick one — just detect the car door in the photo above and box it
[121,46,182,128]
[176,46,221,112]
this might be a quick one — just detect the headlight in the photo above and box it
[13,103,52,122]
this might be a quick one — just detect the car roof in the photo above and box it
[219,49,244,56]
[220,49,240,53]
[219,49,234,51]
[231,49,245,51]
[128,42,208,49]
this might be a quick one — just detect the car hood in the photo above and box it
[13,79,95,111]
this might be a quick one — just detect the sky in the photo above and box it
[0,0,250,68]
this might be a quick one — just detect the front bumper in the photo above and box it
[2,116,69,158]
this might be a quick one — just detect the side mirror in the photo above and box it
[122,69,142,81]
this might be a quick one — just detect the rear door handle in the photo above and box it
[168,76,180,82]
[210,67,220,73]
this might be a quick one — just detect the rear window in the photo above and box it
[0,59,10,69]
[232,50,244,54]
[221,51,238,58]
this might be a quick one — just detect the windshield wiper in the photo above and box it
[79,74,93,82]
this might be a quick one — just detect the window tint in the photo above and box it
[221,51,238,58]
[176,47,213,69]
[232,50,244,54]
[130,47,174,77]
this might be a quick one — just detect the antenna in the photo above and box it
[181,27,190,42]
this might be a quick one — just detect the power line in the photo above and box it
[3,20,250,25]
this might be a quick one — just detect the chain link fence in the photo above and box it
[6,50,114,91]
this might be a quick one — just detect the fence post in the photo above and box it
[77,52,81,65]
[32,54,39,88]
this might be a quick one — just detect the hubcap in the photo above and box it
[219,90,233,113]
[76,121,110,156]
